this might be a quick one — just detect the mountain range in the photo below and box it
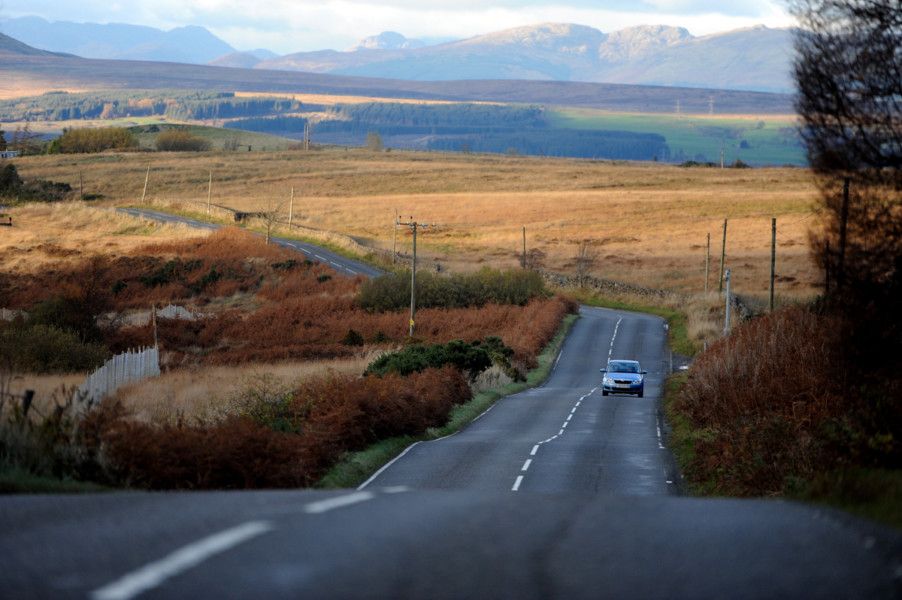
[0,16,235,64]
[0,18,795,93]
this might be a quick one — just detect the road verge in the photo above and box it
[316,313,579,489]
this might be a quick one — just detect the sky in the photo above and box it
[0,0,796,53]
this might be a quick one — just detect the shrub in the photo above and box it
[155,130,212,152]
[365,338,513,379]
[0,162,72,202]
[358,268,546,312]
[53,128,137,153]
[0,322,108,373]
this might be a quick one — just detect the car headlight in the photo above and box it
[603,377,612,384]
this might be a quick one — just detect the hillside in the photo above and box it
[259,23,795,93]
[0,31,56,56]
[0,48,795,114]
[0,17,235,63]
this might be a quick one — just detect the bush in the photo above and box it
[365,338,515,379]
[358,268,546,312]
[53,128,138,153]
[0,322,109,373]
[674,306,900,496]
[0,162,72,202]
[155,130,212,152]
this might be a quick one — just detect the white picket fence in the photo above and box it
[80,346,160,402]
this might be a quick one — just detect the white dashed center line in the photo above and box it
[304,491,375,514]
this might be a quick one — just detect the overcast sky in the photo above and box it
[0,0,796,53]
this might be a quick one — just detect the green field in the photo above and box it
[547,108,806,166]
[129,123,301,152]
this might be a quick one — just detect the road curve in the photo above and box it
[1,305,900,598]
[117,207,383,278]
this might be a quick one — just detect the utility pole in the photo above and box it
[397,217,429,336]
[207,170,213,215]
[522,226,526,269]
[720,143,725,169]
[723,268,732,336]
[79,171,84,201]
[392,209,398,264]
[825,240,832,295]
[770,217,777,312]
[838,177,850,291]
[288,187,294,229]
[704,232,711,293]
[304,122,311,152]
[140,166,150,204]
[718,218,728,292]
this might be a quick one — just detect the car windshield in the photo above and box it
[608,361,639,373]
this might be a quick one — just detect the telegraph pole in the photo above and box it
[522,226,527,269]
[718,218,728,292]
[206,170,213,215]
[288,187,295,229]
[397,217,429,336]
[770,217,777,311]
[723,268,732,336]
[140,166,150,204]
[705,232,711,293]
[392,209,398,264]
[838,177,850,291]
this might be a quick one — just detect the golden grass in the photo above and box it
[12,148,820,296]
[112,356,377,424]
[0,202,208,276]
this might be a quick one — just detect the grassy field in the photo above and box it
[11,148,820,299]
[548,109,805,167]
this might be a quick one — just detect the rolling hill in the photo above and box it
[0,31,794,114]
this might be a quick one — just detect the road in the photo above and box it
[116,208,383,278]
[1,305,900,599]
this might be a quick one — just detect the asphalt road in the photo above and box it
[2,306,900,598]
[116,208,383,278]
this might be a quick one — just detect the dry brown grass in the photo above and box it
[0,202,208,276]
[13,148,820,296]
[112,356,377,424]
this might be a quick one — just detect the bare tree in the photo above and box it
[260,198,285,245]
[791,0,901,370]
[573,241,598,287]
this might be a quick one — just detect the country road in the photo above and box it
[116,207,383,278]
[1,304,900,599]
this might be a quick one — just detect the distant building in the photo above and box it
[0,151,19,159]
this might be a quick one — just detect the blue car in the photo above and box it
[600,359,647,397]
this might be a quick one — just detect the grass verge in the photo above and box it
[567,289,697,356]
[0,465,110,494]
[316,313,579,489]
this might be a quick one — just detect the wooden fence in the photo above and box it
[79,346,160,402]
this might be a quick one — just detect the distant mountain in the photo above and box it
[352,32,425,51]
[261,22,794,93]
[0,16,235,64]
[0,31,57,56]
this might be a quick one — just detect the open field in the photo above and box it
[11,148,820,298]
[548,108,804,166]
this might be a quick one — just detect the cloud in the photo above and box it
[0,0,794,53]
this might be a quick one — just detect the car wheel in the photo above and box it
[637,390,644,398]
[602,390,609,396]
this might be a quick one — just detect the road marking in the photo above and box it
[382,486,409,494]
[511,475,524,491]
[314,254,325,261]
[566,414,572,422]
[91,521,272,600]
[304,491,375,514]
[552,348,564,372]
[357,442,422,490]
[530,444,539,456]
[558,428,565,435]
[347,268,358,275]
[521,459,532,472]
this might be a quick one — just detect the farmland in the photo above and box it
[11,148,820,299]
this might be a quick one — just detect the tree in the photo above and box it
[366,131,383,152]
[260,198,285,245]
[0,127,7,151]
[791,0,901,372]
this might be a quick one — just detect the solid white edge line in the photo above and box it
[512,475,524,491]
[357,441,422,490]
[91,521,272,600]
[304,491,375,514]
